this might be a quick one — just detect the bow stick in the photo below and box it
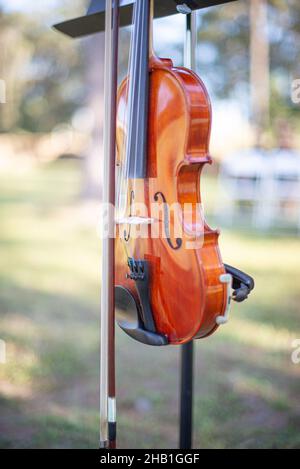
[100,0,119,449]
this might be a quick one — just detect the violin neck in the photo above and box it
[125,0,151,179]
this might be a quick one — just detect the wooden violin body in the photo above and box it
[115,55,229,345]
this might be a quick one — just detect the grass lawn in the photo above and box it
[0,159,299,449]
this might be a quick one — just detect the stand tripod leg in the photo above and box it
[179,341,194,449]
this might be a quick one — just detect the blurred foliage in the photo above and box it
[200,0,300,94]
[0,0,299,136]
[199,0,300,134]
[0,1,86,133]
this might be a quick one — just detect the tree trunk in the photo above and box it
[250,0,270,143]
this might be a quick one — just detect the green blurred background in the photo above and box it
[0,0,299,449]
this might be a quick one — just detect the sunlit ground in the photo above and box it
[0,159,299,448]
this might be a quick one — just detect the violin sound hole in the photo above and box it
[154,192,182,250]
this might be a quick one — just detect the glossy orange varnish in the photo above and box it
[115,56,227,344]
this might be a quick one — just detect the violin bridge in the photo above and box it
[116,216,155,225]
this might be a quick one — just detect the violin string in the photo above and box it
[126,0,137,198]
[125,1,137,183]
[133,0,143,259]
[129,0,140,258]
[126,2,139,195]
[134,0,152,257]
[131,0,147,260]
[118,30,131,214]
[117,1,135,222]
[126,0,137,259]
[118,0,149,261]
[118,0,137,261]
[132,0,141,192]
[134,0,144,184]
[132,0,146,259]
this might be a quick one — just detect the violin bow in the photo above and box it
[100,0,119,449]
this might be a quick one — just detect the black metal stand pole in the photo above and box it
[179,341,194,449]
[179,10,197,450]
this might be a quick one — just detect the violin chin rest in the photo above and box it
[115,286,168,347]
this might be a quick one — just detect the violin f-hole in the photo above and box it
[154,191,182,250]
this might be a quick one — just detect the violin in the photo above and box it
[54,0,255,449]
[115,0,254,346]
